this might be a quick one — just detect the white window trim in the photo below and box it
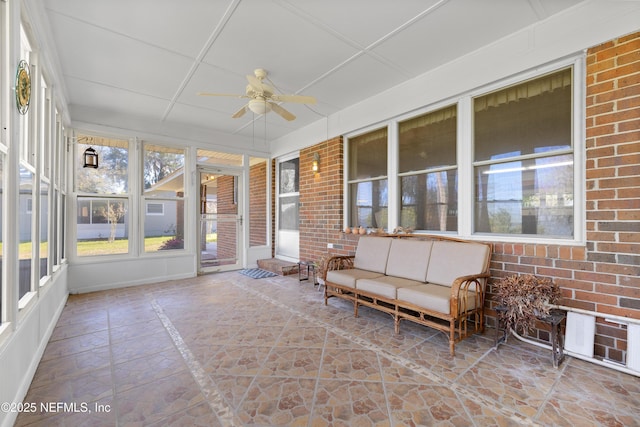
[344,55,585,246]
[146,202,165,216]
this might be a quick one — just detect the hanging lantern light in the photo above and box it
[83,147,98,168]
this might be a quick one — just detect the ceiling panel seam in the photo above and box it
[161,0,242,121]
[272,0,449,93]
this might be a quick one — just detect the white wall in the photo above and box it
[270,1,640,157]
[0,268,68,427]
[68,254,196,294]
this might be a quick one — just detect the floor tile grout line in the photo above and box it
[150,298,242,427]
[106,299,120,427]
[533,355,570,422]
[307,328,330,427]
[231,311,295,415]
[233,278,538,426]
[376,352,395,427]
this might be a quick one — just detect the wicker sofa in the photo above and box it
[323,235,492,355]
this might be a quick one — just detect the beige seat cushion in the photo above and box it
[356,275,423,300]
[326,269,384,289]
[353,236,393,274]
[396,284,454,314]
[385,239,433,282]
[426,241,490,287]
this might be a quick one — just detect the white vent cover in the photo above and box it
[627,323,640,372]
[565,311,595,357]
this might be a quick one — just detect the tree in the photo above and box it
[76,144,128,194]
[97,201,126,243]
[143,150,184,190]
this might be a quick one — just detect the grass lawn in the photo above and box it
[8,233,219,257]
[77,236,174,256]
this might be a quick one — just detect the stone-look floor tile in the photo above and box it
[321,330,366,349]
[359,326,427,355]
[15,397,115,427]
[49,315,109,341]
[237,376,316,426]
[276,326,327,348]
[259,347,324,378]
[186,343,225,365]
[110,328,175,364]
[209,374,254,410]
[113,348,188,392]
[18,270,640,427]
[324,315,386,338]
[17,367,113,426]
[108,303,159,328]
[203,345,270,376]
[385,382,472,426]
[536,360,640,427]
[456,393,530,427]
[378,356,430,384]
[456,345,562,418]
[40,330,110,362]
[149,401,223,427]
[249,309,293,326]
[320,348,383,381]
[176,322,239,346]
[402,333,488,382]
[117,371,205,425]
[109,317,168,344]
[233,325,283,347]
[30,346,111,388]
[311,379,390,427]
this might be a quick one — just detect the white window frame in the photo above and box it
[344,55,585,246]
[146,202,165,215]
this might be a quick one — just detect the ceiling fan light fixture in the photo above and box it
[248,98,271,115]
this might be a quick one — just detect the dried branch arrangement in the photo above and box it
[494,274,562,333]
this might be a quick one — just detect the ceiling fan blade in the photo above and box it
[270,94,317,104]
[246,74,268,94]
[270,103,296,121]
[231,104,248,119]
[197,92,247,98]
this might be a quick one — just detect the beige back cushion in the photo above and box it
[353,236,393,274]
[385,239,433,282]
[426,241,490,287]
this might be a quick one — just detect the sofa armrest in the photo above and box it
[450,273,490,315]
[322,255,355,280]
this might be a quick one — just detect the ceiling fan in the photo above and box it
[198,68,316,121]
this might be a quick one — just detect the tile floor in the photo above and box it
[14,272,640,426]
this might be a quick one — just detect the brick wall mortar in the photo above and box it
[296,32,639,364]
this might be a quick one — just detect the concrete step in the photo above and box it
[257,258,298,276]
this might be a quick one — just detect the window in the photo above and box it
[39,180,49,281]
[75,134,130,256]
[146,203,164,215]
[278,157,299,232]
[344,64,577,242]
[19,165,34,300]
[399,105,457,232]
[143,144,185,252]
[473,68,573,238]
[348,127,388,230]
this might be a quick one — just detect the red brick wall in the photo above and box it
[249,161,268,247]
[298,137,344,262]
[580,31,640,361]
[297,32,639,364]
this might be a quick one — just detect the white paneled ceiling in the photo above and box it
[39,0,586,145]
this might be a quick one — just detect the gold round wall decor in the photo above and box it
[15,60,31,115]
